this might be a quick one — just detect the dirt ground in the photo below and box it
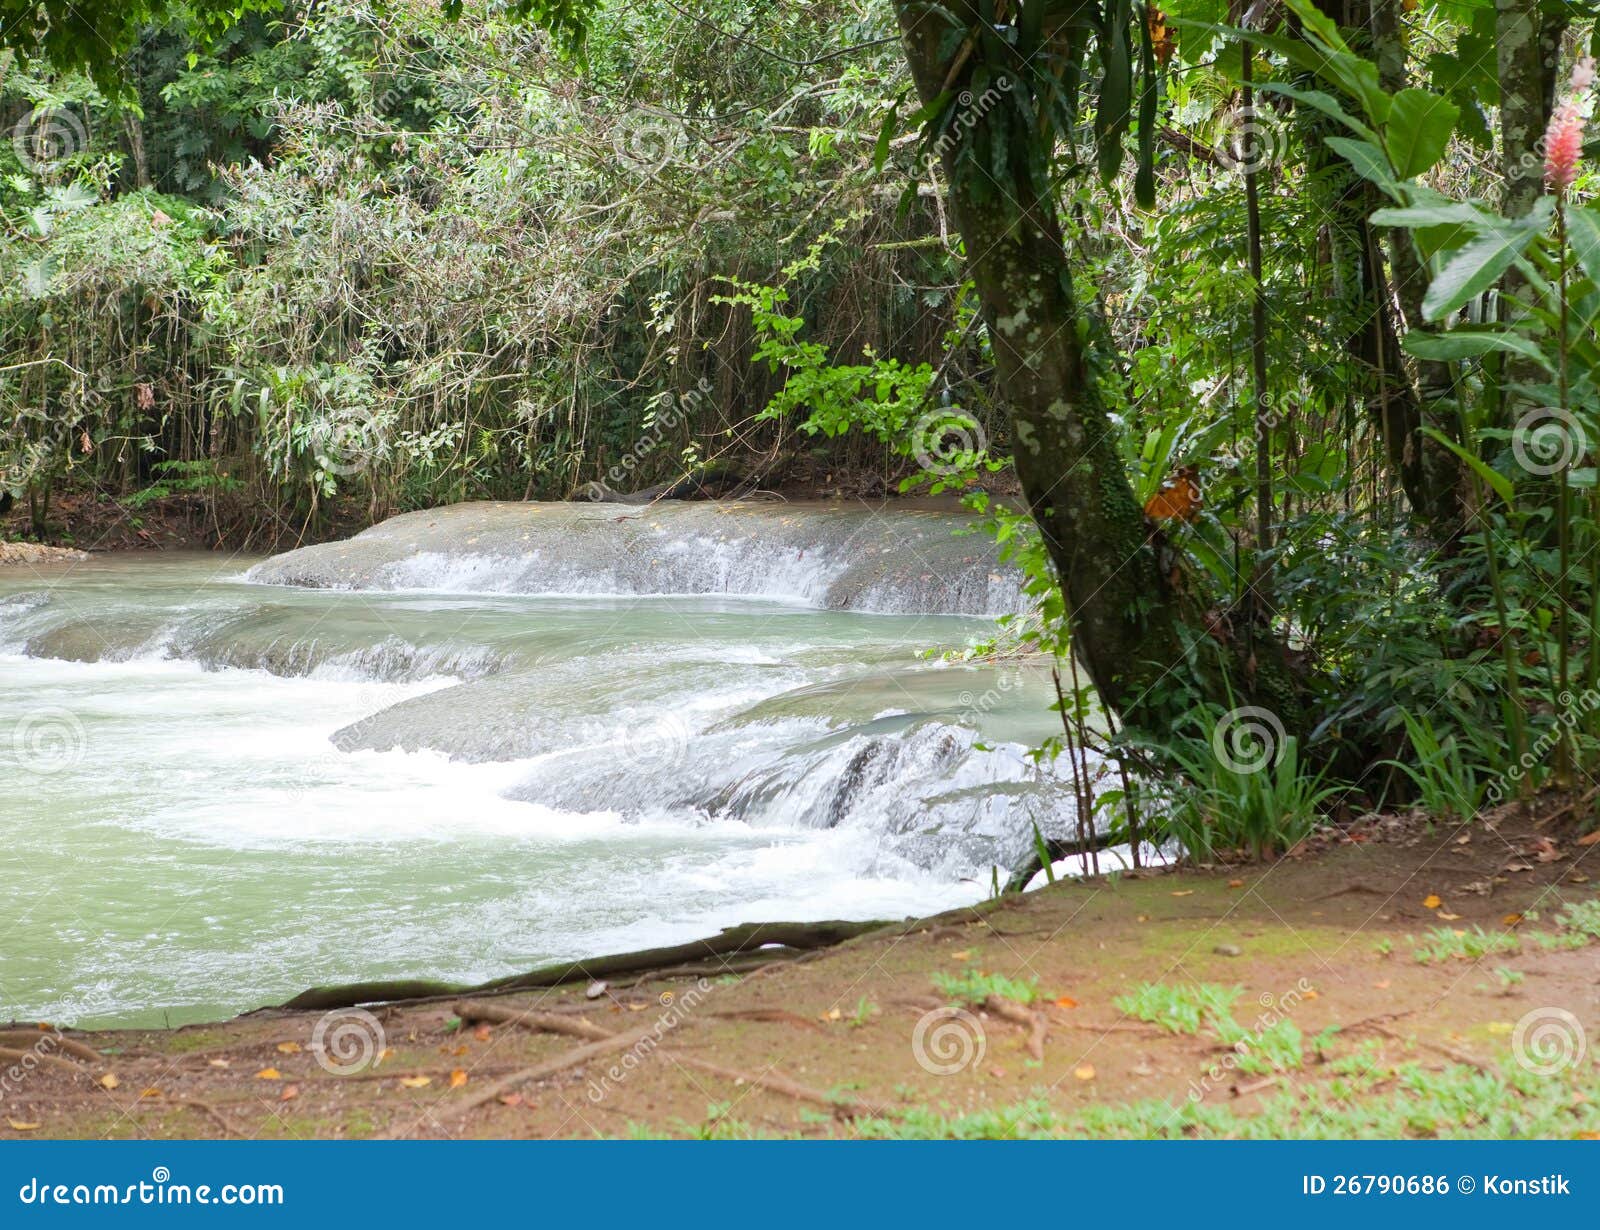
[3,808,1598,1140]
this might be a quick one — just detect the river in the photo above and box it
[1,501,1083,1027]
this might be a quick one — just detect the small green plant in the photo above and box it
[931,968,1039,1006]
[847,996,877,1028]
[1379,710,1488,822]
[1157,732,1342,861]
[1113,982,1241,1035]
[124,458,244,510]
[1410,925,1519,965]
[1487,967,1525,992]
[1373,937,1394,956]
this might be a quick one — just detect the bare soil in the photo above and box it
[4,808,1598,1139]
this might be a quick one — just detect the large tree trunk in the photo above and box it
[894,3,1306,738]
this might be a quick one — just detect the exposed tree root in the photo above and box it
[0,1046,89,1074]
[281,920,887,1012]
[450,1001,611,1042]
[984,994,1046,1060]
[0,1031,103,1063]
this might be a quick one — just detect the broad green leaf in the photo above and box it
[1422,205,1552,320]
[1326,137,1400,196]
[1422,426,1515,505]
[1383,88,1459,179]
[1403,330,1554,372]
[1567,206,1600,285]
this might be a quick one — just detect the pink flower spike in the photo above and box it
[1546,57,1598,194]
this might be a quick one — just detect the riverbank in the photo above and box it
[5,806,1597,1139]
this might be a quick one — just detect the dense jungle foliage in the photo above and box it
[6,0,1600,851]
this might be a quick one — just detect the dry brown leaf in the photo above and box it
[138,1087,160,1099]
[1227,879,1245,889]
[7,1119,41,1131]
[1171,890,1194,897]
[497,1093,523,1107]
[449,1069,469,1089]
[280,1085,299,1102]
[1438,911,1462,921]
[1073,1063,1096,1081]
[206,1059,230,1069]
[98,1073,119,1090]
[399,1076,431,1089]
[1576,830,1600,847]
[1502,913,1524,927]
[472,1024,492,1042]
[1423,894,1442,909]
[275,1041,301,1054]
[950,950,971,961]
[255,1068,281,1081]
[1054,996,1078,1009]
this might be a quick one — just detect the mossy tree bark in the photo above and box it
[894,2,1308,739]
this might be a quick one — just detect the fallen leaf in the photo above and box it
[254,1068,281,1081]
[449,1069,469,1089]
[1136,914,1150,923]
[275,1041,301,1055]
[498,1093,523,1107]
[399,1076,431,1089]
[7,1120,40,1131]
[473,1024,492,1042]
[450,1045,468,1057]
[1576,830,1600,847]
[824,1007,842,1022]
[1532,838,1563,863]
[1423,894,1442,909]
[950,950,971,961]
[1504,862,1534,873]
[1227,879,1245,889]
[280,1085,299,1102]
[1502,913,1524,927]
[98,1073,120,1090]
[1437,911,1462,921]
[138,1087,160,1099]
[1486,1021,1513,1036]
[987,1066,1006,1078]
[1073,1063,1096,1081]
[1373,979,1392,990]
[1054,996,1078,1009]
[206,1059,231,1069]
[1171,890,1194,897]
[1570,872,1591,884]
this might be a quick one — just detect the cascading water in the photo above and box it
[0,501,1093,1029]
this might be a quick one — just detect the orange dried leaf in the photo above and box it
[497,1093,523,1107]
[138,1087,161,1099]
[255,1068,281,1081]
[1054,996,1078,1009]
[398,1076,431,1089]
[472,1024,492,1042]
[280,1085,299,1102]
[98,1073,120,1090]
[275,1041,301,1054]
[449,1069,469,1089]
[1423,894,1442,909]
[1502,913,1525,927]
[7,1120,41,1131]
[1073,1063,1096,1081]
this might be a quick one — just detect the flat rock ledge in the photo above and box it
[0,542,91,567]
